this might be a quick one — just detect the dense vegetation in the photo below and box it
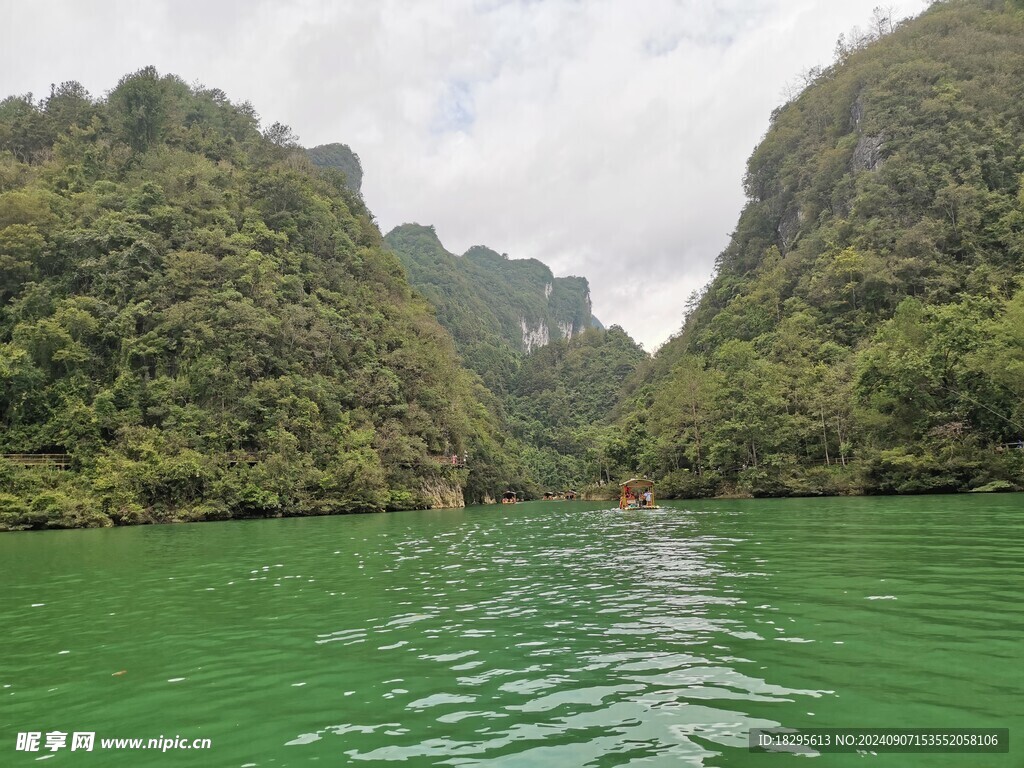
[0,68,524,529]
[617,0,1024,497]
[507,326,646,492]
[385,223,641,495]
[385,224,601,394]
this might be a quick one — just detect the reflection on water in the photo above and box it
[1,496,1022,766]
[285,509,828,766]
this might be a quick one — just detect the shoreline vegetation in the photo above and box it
[3,1,1024,532]
[2,458,1019,532]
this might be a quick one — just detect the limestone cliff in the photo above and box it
[418,477,465,509]
[384,224,601,387]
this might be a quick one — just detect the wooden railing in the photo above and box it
[1,453,71,469]
[225,452,261,465]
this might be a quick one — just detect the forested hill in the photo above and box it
[618,0,1024,498]
[508,326,646,492]
[384,223,646,494]
[385,223,601,393]
[0,67,525,529]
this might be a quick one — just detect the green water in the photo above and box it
[1,495,1021,767]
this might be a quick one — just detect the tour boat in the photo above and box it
[619,478,661,510]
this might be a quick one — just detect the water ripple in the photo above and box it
[2,496,1021,766]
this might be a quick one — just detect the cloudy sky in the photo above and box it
[1,0,927,350]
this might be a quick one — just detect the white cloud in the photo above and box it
[0,0,928,349]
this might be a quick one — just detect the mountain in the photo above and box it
[507,325,646,492]
[384,223,646,493]
[385,223,602,391]
[618,0,1024,497]
[0,68,523,529]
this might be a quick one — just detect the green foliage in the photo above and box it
[383,224,646,495]
[384,225,602,393]
[108,67,179,152]
[0,68,519,529]
[384,222,649,494]
[505,326,647,492]
[624,0,1024,498]
[380,225,643,495]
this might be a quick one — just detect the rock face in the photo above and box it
[777,207,806,250]
[521,318,551,353]
[418,477,465,508]
[384,225,601,362]
[852,133,885,171]
[848,89,885,173]
[850,92,865,129]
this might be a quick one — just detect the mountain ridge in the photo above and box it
[384,222,604,392]
[613,0,1024,498]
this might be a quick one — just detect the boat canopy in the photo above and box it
[619,478,655,509]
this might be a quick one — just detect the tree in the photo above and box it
[108,66,169,152]
[263,122,299,148]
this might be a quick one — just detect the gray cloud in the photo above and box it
[1,0,927,349]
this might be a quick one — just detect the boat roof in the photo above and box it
[619,478,654,487]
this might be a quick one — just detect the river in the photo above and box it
[2,495,1021,766]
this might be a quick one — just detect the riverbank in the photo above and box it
[0,460,468,532]
[4,472,1021,532]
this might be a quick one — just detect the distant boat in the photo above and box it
[501,491,518,504]
[619,478,660,510]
